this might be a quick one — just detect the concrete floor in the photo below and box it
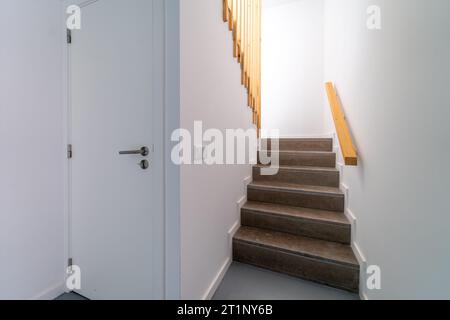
[56,262,359,300]
[212,262,359,300]
[55,292,88,300]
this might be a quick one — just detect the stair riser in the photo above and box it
[242,210,351,244]
[233,241,359,293]
[248,187,345,212]
[261,139,333,152]
[253,167,339,188]
[258,152,336,168]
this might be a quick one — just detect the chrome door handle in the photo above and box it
[119,146,149,157]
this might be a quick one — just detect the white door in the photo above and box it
[69,0,164,300]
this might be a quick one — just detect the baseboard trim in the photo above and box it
[30,281,65,300]
[243,175,252,188]
[202,219,241,300]
[360,291,369,300]
[201,179,246,300]
[341,183,349,207]
[345,208,357,243]
[352,239,368,300]
[345,208,368,300]
[202,257,232,300]
[228,219,241,243]
[335,133,368,300]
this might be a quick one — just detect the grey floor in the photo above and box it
[55,292,88,300]
[212,262,359,300]
[56,262,359,300]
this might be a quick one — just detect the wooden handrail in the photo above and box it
[325,82,358,166]
[223,0,262,132]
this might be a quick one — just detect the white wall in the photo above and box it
[0,1,65,299]
[324,0,450,299]
[180,0,254,299]
[164,0,182,300]
[262,0,326,137]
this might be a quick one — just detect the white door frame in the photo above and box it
[61,0,181,299]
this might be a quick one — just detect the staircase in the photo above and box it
[233,138,360,293]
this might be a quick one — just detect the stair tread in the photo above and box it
[243,201,349,226]
[254,164,338,172]
[249,181,344,196]
[235,226,358,267]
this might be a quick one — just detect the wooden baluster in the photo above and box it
[233,0,238,58]
[244,0,249,90]
[259,0,262,129]
[248,0,251,93]
[248,0,251,107]
[228,0,233,31]
[252,0,256,110]
[222,0,262,130]
[241,0,246,86]
[237,0,242,60]
[223,0,229,22]
[257,0,261,127]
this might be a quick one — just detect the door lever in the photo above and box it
[119,147,149,157]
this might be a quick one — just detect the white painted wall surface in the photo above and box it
[324,0,450,299]
[164,0,182,300]
[262,0,326,137]
[180,0,254,299]
[0,1,65,299]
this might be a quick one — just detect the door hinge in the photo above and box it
[68,258,73,267]
[67,29,72,44]
[67,144,73,159]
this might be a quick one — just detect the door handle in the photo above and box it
[119,146,149,157]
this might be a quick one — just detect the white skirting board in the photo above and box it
[201,213,242,300]
[345,208,369,300]
[335,128,369,300]
[30,282,65,300]
[339,179,369,300]
[201,176,250,300]
[201,257,232,301]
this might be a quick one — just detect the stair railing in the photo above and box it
[223,0,262,132]
[325,82,358,166]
